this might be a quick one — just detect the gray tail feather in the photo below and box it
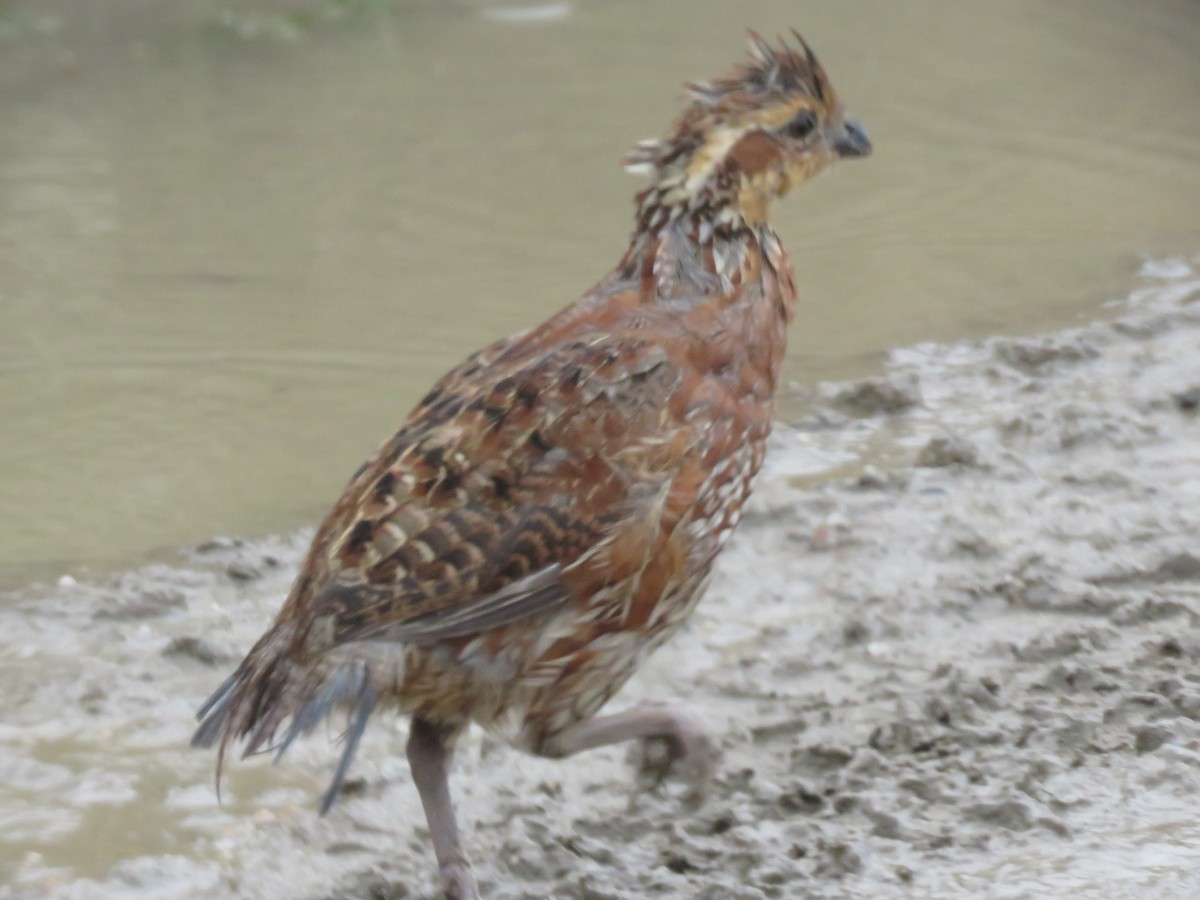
[191,669,243,748]
[319,672,377,815]
[191,652,378,816]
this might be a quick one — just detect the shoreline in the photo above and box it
[3,257,1199,899]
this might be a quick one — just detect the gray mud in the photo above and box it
[3,258,1200,899]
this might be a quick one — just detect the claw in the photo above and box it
[630,707,715,808]
[438,859,479,900]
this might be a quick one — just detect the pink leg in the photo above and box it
[406,718,479,900]
[536,704,714,807]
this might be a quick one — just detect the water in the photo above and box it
[1,0,1198,587]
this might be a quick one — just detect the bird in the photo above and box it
[193,30,870,900]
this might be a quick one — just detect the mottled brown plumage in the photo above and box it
[194,30,869,899]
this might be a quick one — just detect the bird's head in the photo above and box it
[626,31,871,228]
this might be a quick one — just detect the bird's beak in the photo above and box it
[833,117,872,159]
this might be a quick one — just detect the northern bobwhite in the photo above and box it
[194,31,870,899]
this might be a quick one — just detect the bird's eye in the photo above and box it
[784,111,817,140]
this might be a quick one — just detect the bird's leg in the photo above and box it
[537,704,714,807]
[406,717,478,900]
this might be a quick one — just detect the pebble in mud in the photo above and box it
[162,635,238,666]
[963,798,1035,832]
[226,557,281,582]
[1151,552,1200,581]
[813,842,863,878]
[827,371,921,416]
[777,781,825,814]
[1132,725,1171,754]
[992,334,1099,371]
[192,535,290,582]
[915,433,979,468]
[195,536,246,554]
[1173,385,1200,411]
[850,465,909,491]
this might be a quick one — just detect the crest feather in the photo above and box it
[717,30,832,105]
[625,29,836,178]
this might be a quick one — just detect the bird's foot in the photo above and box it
[631,705,715,808]
[437,858,479,900]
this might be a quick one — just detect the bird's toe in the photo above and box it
[437,859,479,900]
[631,707,715,807]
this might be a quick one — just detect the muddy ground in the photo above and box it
[3,258,1200,899]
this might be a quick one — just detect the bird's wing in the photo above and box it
[293,330,702,652]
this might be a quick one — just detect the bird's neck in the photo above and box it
[617,182,793,318]
[515,185,797,405]
[603,187,798,404]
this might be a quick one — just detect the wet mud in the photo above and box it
[3,258,1200,899]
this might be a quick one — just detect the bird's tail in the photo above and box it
[191,627,379,815]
